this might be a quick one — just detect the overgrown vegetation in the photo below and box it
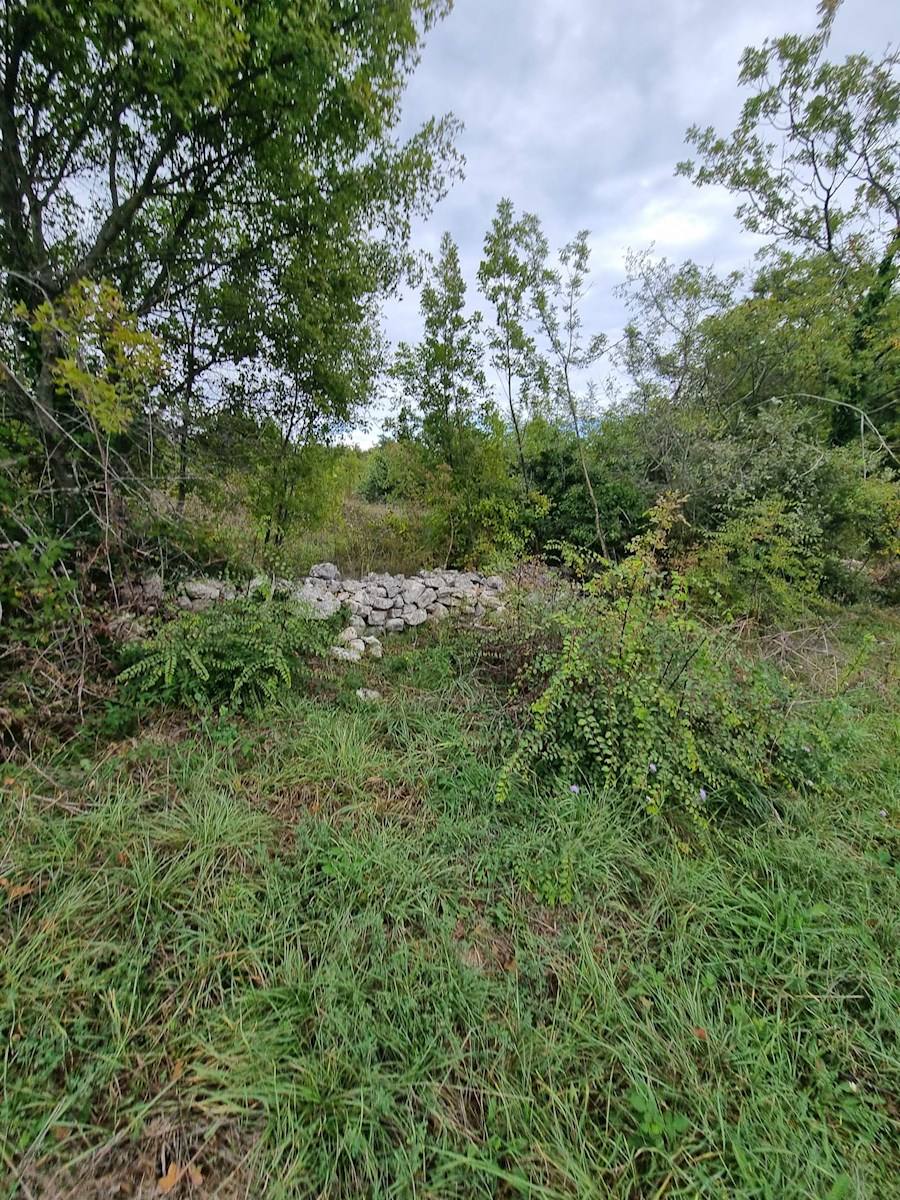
[497,504,829,825]
[2,617,898,1198]
[1,0,899,1196]
[116,591,332,715]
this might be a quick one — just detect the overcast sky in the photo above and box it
[360,0,895,442]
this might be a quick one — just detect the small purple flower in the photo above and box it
[699,787,708,802]
[569,784,581,795]
[648,763,658,774]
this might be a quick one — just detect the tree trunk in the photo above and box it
[564,368,608,559]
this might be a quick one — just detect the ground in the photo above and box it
[1,612,899,1199]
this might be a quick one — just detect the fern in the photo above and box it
[117,592,331,711]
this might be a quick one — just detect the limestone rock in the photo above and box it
[310,562,341,581]
[330,645,362,663]
[141,573,164,603]
[108,612,148,642]
[402,579,426,606]
[292,581,340,619]
[385,617,405,632]
[355,688,382,702]
[361,636,383,658]
[183,578,225,604]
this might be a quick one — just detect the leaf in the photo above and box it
[187,1163,203,1187]
[3,881,35,900]
[157,1162,182,1194]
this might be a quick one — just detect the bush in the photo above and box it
[498,501,823,826]
[688,496,825,621]
[116,591,331,712]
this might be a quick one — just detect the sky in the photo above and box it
[357,0,896,444]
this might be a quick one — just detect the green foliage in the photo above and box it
[117,592,330,712]
[0,535,76,643]
[499,501,821,824]
[689,496,826,621]
[2,610,899,1198]
[27,280,164,434]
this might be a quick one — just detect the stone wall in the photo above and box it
[175,564,505,633]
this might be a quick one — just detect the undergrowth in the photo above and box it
[1,608,898,1199]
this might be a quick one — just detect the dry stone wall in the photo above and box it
[176,564,506,634]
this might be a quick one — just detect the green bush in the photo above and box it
[116,591,331,712]
[499,502,823,826]
[689,496,825,621]
[0,535,76,645]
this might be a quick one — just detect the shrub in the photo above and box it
[0,535,76,644]
[688,496,825,621]
[498,500,823,826]
[116,591,331,712]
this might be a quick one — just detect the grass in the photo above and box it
[1,614,899,1198]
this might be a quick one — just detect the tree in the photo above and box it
[677,0,900,444]
[392,231,499,559]
[477,199,544,487]
[530,226,610,558]
[616,251,740,410]
[0,0,459,525]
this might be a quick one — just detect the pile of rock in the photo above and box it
[295,563,505,633]
[330,626,384,663]
[172,563,506,634]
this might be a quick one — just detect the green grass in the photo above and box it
[1,615,899,1198]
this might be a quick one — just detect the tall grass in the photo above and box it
[1,613,898,1198]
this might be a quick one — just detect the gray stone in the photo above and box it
[367,609,387,626]
[348,638,367,653]
[402,579,426,606]
[108,612,148,642]
[417,587,438,608]
[310,562,341,581]
[430,602,450,621]
[484,575,504,592]
[292,582,340,618]
[355,688,382,702]
[369,594,395,611]
[141,573,164,603]
[330,645,362,663]
[183,578,224,602]
[405,607,428,627]
[385,618,405,632]
[338,626,360,644]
